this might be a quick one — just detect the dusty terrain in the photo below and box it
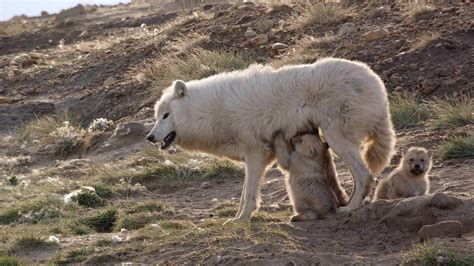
[0,1,473,264]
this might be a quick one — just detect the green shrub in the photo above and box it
[82,209,117,233]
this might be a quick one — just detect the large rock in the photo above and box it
[364,29,389,42]
[55,4,87,23]
[418,220,463,241]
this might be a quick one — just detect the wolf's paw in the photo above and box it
[223,217,250,225]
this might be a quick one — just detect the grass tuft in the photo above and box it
[0,255,23,266]
[389,92,432,128]
[296,3,352,28]
[82,209,117,233]
[10,236,58,253]
[142,48,251,94]
[0,196,62,225]
[411,32,440,51]
[439,136,474,160]
[402,243,474,265]
[430,96,473,129]
[408,4,435,22]
[115,212,155,231]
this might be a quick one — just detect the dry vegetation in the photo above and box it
[295,2,353,27]
[1,0,473,264]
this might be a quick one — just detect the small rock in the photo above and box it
[252,34,269,45]
[79,31,88,38]
[209,24,225,33]
[120,228,129,234]
[10,54,35,68]
[112,235,123,244]
[47,236,60,244]
[418,220,463,241]
[41,11,49,17]
[200,182,212,189]
[368,6,390,19]
[203,4,213,10]
[103,77,116,86]
[244,29,257,38]
[211,198,219,202]
[409,63,417,70]
[271,43,288,51]
[150,223,161,229]
[258,19,274,33]
[390,74,402,84]
[364,29,389,42]
[338,22,356,36]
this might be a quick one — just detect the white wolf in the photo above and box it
[147,58,395,221]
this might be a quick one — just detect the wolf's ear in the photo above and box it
[173,80,187,98]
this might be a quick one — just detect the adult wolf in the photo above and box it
[147,58,395,222]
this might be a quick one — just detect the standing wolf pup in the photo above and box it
[147,58,395,222]
[273,132,347,221]
[374,147,432,200]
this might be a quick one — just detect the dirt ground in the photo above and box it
[0,1,473,264]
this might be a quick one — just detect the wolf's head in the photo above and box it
[402,147,433,176]
[147,80,187,149]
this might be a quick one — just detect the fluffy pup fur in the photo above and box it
[148,57,395,221]
[273,132,347,221]
[374,147,432,200]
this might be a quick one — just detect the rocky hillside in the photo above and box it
[0,1,473,264]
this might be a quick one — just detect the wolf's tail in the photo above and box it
[362,115,396,176]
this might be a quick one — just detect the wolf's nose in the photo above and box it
[415,164,421,169]
[147,134,155,142]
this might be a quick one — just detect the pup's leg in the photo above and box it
[324,132,374,211]
[327,173,349,207]
[235,152,269,221]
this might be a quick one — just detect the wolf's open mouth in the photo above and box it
[160,131,176,150]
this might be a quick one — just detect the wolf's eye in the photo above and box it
[420,159,425,162]
[163,113,170,119]
[409,158,414,162]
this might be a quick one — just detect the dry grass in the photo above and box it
[389,92,432,128]
[141,48,251,94]
[429,95,473,129]
[407,4,435,22]
[20,112,77,143]
[9,235,58,253]
[272,35,333,67]
[402,242,474,265]
[439,136,474,160]
[411,32,440,50]
[295,2,353,28]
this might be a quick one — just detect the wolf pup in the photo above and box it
[273,132,346,221]
[374,147,432,200]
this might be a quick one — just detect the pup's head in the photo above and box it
[147,80,187,149]
[290,133,328,159]
[402,147,433,176]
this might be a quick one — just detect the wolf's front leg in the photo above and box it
[233,152,269,221]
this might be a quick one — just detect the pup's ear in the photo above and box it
[427,150,433,158]
[290,136,302,145]
[173,80,187,98]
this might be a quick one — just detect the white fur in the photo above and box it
[148,58,395,221]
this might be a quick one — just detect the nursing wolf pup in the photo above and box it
[273,132,346,221]
[374,147,432,200]
[147,58,395,221]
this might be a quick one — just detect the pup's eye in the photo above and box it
[163,113,170,119]
[420,159,425,162]
[409,158,414,162]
